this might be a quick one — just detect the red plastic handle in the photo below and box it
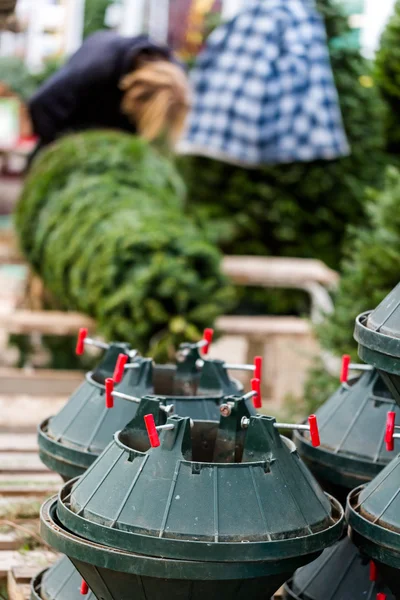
[76,328,88,356]
[144,414,160,448]
[340,354,350,384]
[105,378,114,409]
[80,580,89,595]
[369,560,377,582]
[308,415,320,447]
[251,377,262,409]
[385,411,396,452]
[202,328,214,355]
[377,594,387,600]
[254,356,262,382]
[113,353,128,383]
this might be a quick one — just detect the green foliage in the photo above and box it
[9,333,97,370]
[375,0,400,151]
[83,0,112,38]
[318,166,400,358]
[181,1,387,272]
[0,56,65,100]
[304,166,400,410]
[15,131,233,360]
[315,0,349,40]
[32,56,65,88]
[0,56,37,100]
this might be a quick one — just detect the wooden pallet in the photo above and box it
[0,430,61,474]
[0,429,61,598]
[0,368,82,396]
[0,431,61,501]
[3,551,58,600]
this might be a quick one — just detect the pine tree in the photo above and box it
[15,131,234,360]
[0,56,37,100]
[303,166,400,411]
[83,0,112,38]
[375,0,400,152]
[318,166,400,357]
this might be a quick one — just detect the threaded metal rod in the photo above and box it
[85,338,109,350]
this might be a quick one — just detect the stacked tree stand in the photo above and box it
[28,283,400,598]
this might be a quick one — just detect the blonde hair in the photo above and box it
[119,60,190,145]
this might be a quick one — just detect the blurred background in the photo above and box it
[0,0,394,67]
[1,5,400,599]
[1,0,400,418]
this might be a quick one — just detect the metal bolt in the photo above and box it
[241,417,250,429]
[176,349,189,362]
[220,403,232,417]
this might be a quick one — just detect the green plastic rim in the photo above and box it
[293,430,382,489]
[355,312,400,375]
[282,580,300,599]
[346,486,400,569]
[30,569,44,600]
[38,419,95,480]
[56,480,344,564]
[40,497,329,581]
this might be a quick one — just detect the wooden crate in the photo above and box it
[5,552,58,600]
[0,429,60,598]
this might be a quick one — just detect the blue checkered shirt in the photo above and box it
[179,0,349,166]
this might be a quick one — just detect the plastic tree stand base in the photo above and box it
[294,369,399,507]
[40,397,343,600]
[354,282,400,410]
[346,462,400,599]
[282,536,394,599]
[38,343,247,481]
[30,556,95,600]
[40,497,320,600]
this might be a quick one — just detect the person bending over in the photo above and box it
[29,31,190,152]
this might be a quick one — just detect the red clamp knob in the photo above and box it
[144,414,160,448]
[113,353,128,383]
[385,411,396,452]
[80,580,89,595]
[202,328,214,355]
[254,356,262,382]
[308,415,320,447]
[370,560,377,582]
[251,377,262,409]
[340,354,350,384]
[76,328,88,356]
[105,378,114,409]
[377,594,387,600]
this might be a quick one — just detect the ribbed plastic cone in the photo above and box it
[294,369,400,504]
[38,344,244,481]
[346,454,400,598]
[40,396,344,600]
[355,282,400,408]
[31,556,94,600]
[283,536,394,599]
[34,394,219,600]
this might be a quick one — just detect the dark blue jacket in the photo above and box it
[29,32,175,145]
